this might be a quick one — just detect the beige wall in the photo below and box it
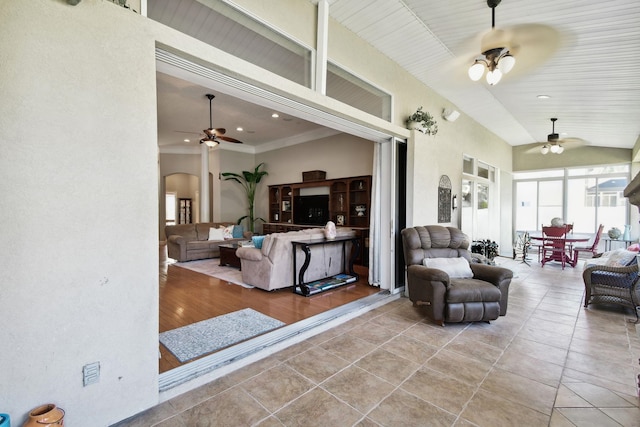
[1,0,514,424]
[513,144,631,171]
[1,1,160,425]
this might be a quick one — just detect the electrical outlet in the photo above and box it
[83,362,100,386]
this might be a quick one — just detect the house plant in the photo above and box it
[406,106,438,135]
[221,163,268,233]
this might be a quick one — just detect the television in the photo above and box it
[294,195,329,226]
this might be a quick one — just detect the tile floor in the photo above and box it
[115,257,640,426]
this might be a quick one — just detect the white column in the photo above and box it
[200,144,210,222]
[315,0,329,95]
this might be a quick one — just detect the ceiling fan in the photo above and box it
[199,93,243,146]
[540,118,585,154]
[465,0,562,84]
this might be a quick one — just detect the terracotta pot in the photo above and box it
[23,404,65,426]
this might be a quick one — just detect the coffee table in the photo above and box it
[219,243,241,269]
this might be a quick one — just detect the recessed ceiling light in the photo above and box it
[271,113,279,118]
[184,139,190,142]
[236,127,243,132]
[537,95,551,99]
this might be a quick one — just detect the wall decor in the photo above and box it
[438,175,452,223]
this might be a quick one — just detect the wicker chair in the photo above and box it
[583,258,640,321]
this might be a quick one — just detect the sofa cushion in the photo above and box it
[208,227,225,241]
[222,225,234,239]
[232,224,244,238]
[423,257,473,278]
[252,235,266,249]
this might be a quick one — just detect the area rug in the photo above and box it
[159,308,285,362]
[172,259,254,288]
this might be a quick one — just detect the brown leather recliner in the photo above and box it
[401,225,513,326]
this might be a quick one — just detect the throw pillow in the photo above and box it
[423,257,473,278]
[605,249,637,267]
[222,225,234,240]
[252,235,265,249]
[232,224,244,238]
[208,227,225,241]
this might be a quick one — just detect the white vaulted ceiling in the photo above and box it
[152,0,640,151]
[326,0,640,148]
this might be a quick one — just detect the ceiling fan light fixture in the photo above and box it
[468,0,514,86]
[550,144,559,154]
[468,61,485,81]
[556,144,564,154]
[541,145,550,155]
[486,69,502,85]
[199,137,218,148]
[497,53,515,74]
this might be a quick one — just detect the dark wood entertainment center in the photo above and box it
[263,175,371,266]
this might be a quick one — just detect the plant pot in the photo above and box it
[22,404,65,427]
[406,120,425,132]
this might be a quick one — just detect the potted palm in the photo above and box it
[221,163,268,233]
[406,106,438,135]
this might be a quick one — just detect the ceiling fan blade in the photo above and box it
[203,127,226,137]
[501,24,563,77]
[217,135,243,144]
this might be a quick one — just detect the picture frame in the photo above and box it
[336,214,345,226]
[282,200,291,212]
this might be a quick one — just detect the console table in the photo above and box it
[291,236,360,296]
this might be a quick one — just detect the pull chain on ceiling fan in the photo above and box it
[200,93,243,147]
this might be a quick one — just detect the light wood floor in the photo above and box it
[159,245,380,373]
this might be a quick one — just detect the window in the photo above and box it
[165,193,176,225]
[326,63,391,120]
[463,156,474,175]
[148,0,313,87]
[514,165,630,233]
[462,156,497,240]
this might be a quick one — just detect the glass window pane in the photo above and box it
[567,178,596,233]
[478,162,489,179]
[538,180,563,225]
[595,176,628,232]
[514,170,564,180]
[327,63,391,120]
[463,156,474,175]
[567,165,630,176]
[462,180,473,208]
[148,0,312,87]
[477,184,489,209]
[515,181,538,231]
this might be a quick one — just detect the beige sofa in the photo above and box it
[236,228,357,291]
[165,222,249,262]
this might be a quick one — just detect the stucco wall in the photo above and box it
[0,1,159,425]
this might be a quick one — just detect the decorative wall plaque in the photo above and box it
[438,175,452,223]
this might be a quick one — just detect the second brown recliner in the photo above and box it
[401,225,513,326]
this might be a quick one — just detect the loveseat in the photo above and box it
[165,222,250,262]
[236,228,356,291]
